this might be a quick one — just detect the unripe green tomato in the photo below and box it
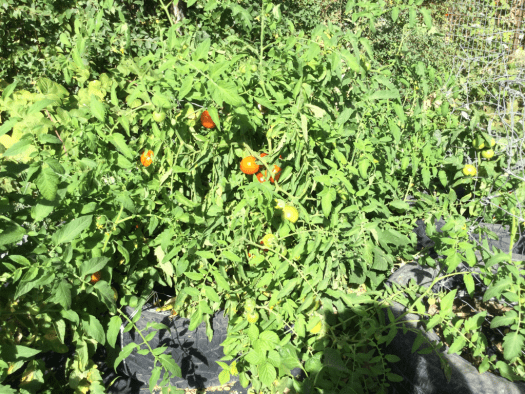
[239,65,246,74]
[245,298,256,313]
[152,111,166,123]
[473,138,485,150]
[28,305,40,315]
[365,62,371,71]
[246,311,259,324]
[251,64,257,72]
[130,99,142,108]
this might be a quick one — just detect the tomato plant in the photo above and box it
[0,0,522,392]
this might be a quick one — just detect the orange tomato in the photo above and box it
[201,110,216,129]
[90,271,102,284]
[240,156,259,175]
[141,150,154,167]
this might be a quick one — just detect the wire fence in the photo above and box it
[441,0,524,237]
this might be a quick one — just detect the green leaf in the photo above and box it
[277,279,298,299]
[358,159,369,179]
[90,94,105,122]
[3,139,32,157]
[2,81,18,100]
[28,98,56,115]
[258,331,280,347]
[218,370,231,385]
[0,118,20,138]
[212,270,230,291]
[323,348,349,372]
[222,251,241,263]
[194,38,211,61]
[247,324,259,343]
[483,277,512,302]
[257,362,276,388]
[372,246,389,270]
[149,366,161,392]
[267,350,281,368]
[486,252,511,269]
[300,113,308,143]
[35,166,59,201]
[80,257,110,278]
[49,279,72,310]
[0,345,40,362]
[52,216,93,245]
[39,134,62,144]
[336,107,353,126]
[245,349,264,365]
[420,8,432,28]
[0,224,26,247]
[463,273,475,297]
[322,188,336,218]
[107,133,134,159]
[82,315,105,345]
[391,7,400,22]
[502,332,524,361]
[464,311,486,332]
[204,286,220,303]
[421,167,430,188]
[107,316,122,348]
[438,170,448,187]
[368,89,399,101]
[152,93,171,109]
[490,311,517,329]
[389,200,410,212]
[439,289,457,316]
[159,354,182,377]
[387,373,404,382]
[207,107,221,131]
[340,49,359,72]
[178,75,193,100]
[448,336,466,355]
[215,80,243,107]
[445,253,462,273]
[188,309,203,331]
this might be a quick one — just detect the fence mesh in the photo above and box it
[441,0,525,241]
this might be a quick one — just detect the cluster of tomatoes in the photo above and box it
[462,137,496,177]
[240,154,281,183]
